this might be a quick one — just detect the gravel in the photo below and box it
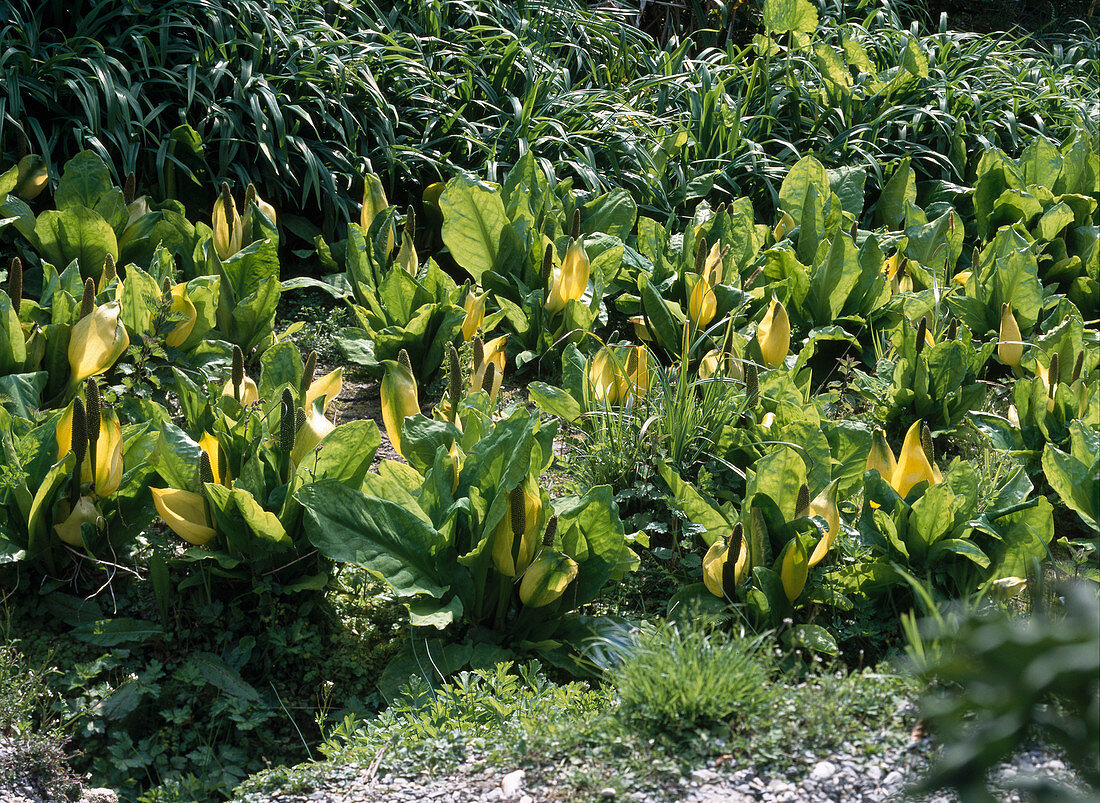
[232,742,1091,803]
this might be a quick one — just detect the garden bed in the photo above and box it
[0,1,1097,801]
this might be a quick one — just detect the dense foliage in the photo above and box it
[0,0,1096,800]
[1,0,1095,232]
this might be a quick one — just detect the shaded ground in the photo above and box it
[920,0,1096,34]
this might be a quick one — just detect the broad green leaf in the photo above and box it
[658,463,731,546]
[554,485,633,607]
[899,38,929,79]
[54,151,126,230]
[27,453,75,562]
[295,419,380,488]
[636,217,669,280]
[809,230,860,324]
[973,149,1021,239]
[762,247,810,309]
[502,151,547,227]
[1036,202,1075,241]
[926,538,990,568]
[120,266,161,335]
[824,560,896,597]
[992,243,1044,332]
[0,372,46,419]
[587,234,626,289]
[400,415,461,477]
[827,165,866,217]
[461,412,549,559]
[0,194,36,241]
[120,209,198,276]
[762,0,818,34]
[1059,135,1099,196]
[925,342,971,402]
[824,420,872,498]
[440,178,507,280]
[151,423,203,493]
[986,497,1054,578]
[72,617,161,646]
[639,273,683,354]
[816,44,851,92]
[0,291,26,373]
[527,382,583,423]
[878,158,916,229]
[408,596,463,629]
[908,483,962,557]
[345,223,382,313]
[905,208,964,273]
[0,164,17,195]
[378,267,428,324]
[797,184,827,265]
[779,155,829,227]
[371,302,464,376]
[1068,420,1099,467]
[185,652,262,702]
[1019,136,1063,189]
[788,623,838,655]
[335,326,379,373]
[217,232,281,350]
[300,480,451,599]
[992,189,1043,228]
[851,234,889,315]
[230,488,291,548]
[748,566,789,624]
[582,190,637,240]
[35,208,118,281]
[776,419,832,497]
[1042,442,1097,531]
[259,341,304,396]
[95,680,146,721]
[841,36,876,73]
[745,447,806,523]
[229,275,281,352]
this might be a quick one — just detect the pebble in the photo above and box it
[500,769,525,798]
[221,740,1091,803]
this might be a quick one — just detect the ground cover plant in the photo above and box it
[0,0,1097,800]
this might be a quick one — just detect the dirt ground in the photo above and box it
[322,364,402,467]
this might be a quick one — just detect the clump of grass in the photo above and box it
[610,621,771,734]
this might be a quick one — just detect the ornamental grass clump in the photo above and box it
[612,621,770,734]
